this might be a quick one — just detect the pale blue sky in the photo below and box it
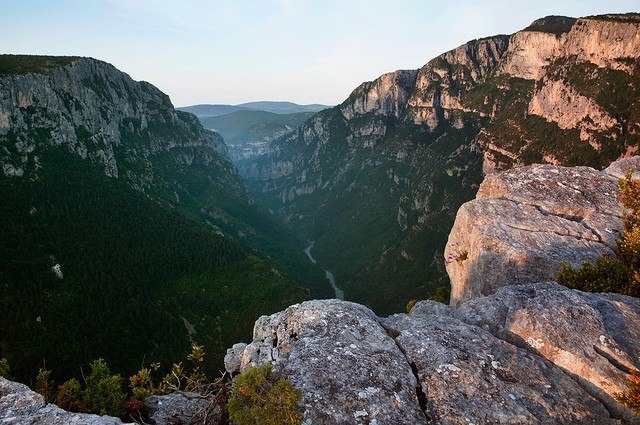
[1,1,638,106]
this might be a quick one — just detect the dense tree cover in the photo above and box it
[0,149,307,384]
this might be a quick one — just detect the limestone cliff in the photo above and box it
[0,55,241,195]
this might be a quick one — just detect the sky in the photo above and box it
[1,1,639,107]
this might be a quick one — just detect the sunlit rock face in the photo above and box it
[458,282,640,419]
[445,156,640,306]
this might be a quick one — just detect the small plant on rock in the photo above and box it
[55,378,85,412]
[35,367,54,403]
[616,369,640,414]
[228,363,302,425]
[0,358,11,379]
[82,359,126,417]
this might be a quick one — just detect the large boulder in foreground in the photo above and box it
[227,299,623,424]
[237,299,428,424]
[445,157,640,306]
[383,310,616,424]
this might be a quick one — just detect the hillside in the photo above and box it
[241,14,640,315]
[177,101,329,117]
[199,110,316,161]
[0,55,330,383]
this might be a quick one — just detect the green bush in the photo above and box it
[228,363,302,425]
[557,256,635,294]
[82,359,126,417]
[55,378,85,412]
[0,358,10,378]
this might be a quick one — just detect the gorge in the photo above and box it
[0,11,639,425]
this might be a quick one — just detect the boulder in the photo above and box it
[0,377,125,424]
[445,157,640,306]
[458,282,640,422]
[238,299,428,424]
[383,313,616,424]
[146,391,224,425]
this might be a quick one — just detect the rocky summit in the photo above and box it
[445,156,640,306]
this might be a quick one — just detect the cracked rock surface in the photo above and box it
[446,158,640,306]
[238,300,428,424]
[384,310,616,424]
[458,282,640,422]
[227,299,627,424]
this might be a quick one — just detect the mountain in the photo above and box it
[0,55,330,383]
[177,101,329,117]
[240,14,640,315]
[199,110,317,161]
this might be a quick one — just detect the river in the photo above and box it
[304,242,344,300]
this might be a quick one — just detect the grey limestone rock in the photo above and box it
[445,159,640,306]
[146,391,222,425]
[229,298,631,424]
[457,282,640,422]
[224,342,247,374]
[0,377,125,424]
[383,313,617,424]
[239,299,428,424]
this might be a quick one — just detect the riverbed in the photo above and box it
[304,242,344,300]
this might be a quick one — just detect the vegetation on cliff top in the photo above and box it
[0,54,80,75]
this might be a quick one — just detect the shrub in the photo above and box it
[616,369,640,414]
[557,256,635,295]
[35,368,54,403]
[228,363,302,425]
[0,358,10,378]
[55,378,85,412]
[82,359,126,417]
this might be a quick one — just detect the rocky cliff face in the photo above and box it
[0,55,239,194]
[241,13,640,314]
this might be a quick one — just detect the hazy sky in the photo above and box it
[2,1,639,106]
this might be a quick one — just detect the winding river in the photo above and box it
[304,242,344,300]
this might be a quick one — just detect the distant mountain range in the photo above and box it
[178,101,329,117]
[178,102,329,161]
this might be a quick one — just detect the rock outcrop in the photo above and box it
[445,157,640,306]
[458,282,640,421]
[224,157,640,423]
[225,297,635,423]
[0,377,124,424]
